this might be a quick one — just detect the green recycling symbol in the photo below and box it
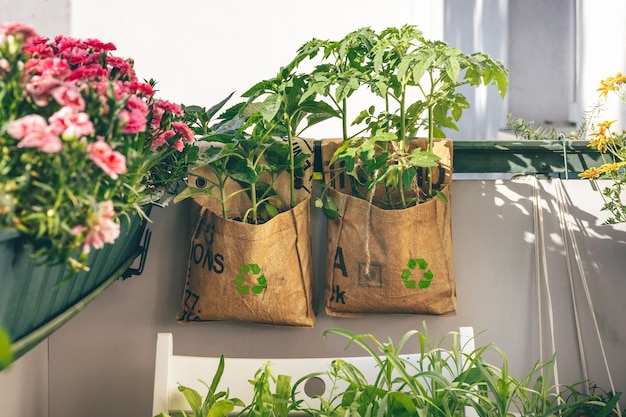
[401,258,433,289]
[235,263,267,295]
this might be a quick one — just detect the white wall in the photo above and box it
[578,0,626,130]
[69,0,444,141]
[444,0,509,139]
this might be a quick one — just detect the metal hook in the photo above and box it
[121,228,152,280]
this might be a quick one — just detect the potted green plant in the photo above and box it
[0,22,196,357]
[173,66,335,327]
[284,24,509,317]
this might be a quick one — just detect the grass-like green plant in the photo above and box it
[290,323,620,417]
[237,362,294,417]
[154,355,244,417]
[157,325,621,417]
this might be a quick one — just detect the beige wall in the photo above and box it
[4,179,626,417]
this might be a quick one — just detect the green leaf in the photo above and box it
[402,166,417,190]
[178,385,203,416]
[322,206,341,220]
[173,186,213,204]
[207,400,235,417]
[493,68,509,98]
[226,159,258,184]
[264,203,279,219]
[371,132,397,142]
[445,56,460,82]
[436,190,449,204]
[0,327,13,370]
[260,93,281,122]
[408,149,440,168]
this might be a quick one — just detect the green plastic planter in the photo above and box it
[0,208,151,361]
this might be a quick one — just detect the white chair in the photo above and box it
[152,326,475,416]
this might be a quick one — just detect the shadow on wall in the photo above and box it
[487,176,626,398]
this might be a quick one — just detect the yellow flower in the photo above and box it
[597,74,625,97]
[588,135,610,152]
[596,119,617,134]
[599,162,625,173]
[578,167,603,180]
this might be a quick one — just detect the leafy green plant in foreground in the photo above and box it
[290,323,620,417]
[238,362,294,417]
[154,354,244,417]
[157,325,621,417]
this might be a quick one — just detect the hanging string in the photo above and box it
[531,175,562,398]
[553,178,621,416]
[553,177,590,392]
[532,176,545,364]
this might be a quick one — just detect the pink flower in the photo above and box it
[87,140,127,179]
[172,121,194,144]
[151,129,175,151]
[173,138,184,152]
[71,200,120,254]
[49,106,94,138]
[7,114,62,153]
[120,108,147,134]
[153,99,183,117]
[0,58,10,72]
[25,75,64,106]
[0,22,38,42]
[25,57,70,78]
[83,38,116,52]
[126,95,148,113]
[50,83,85,110]
[67,65,108,82]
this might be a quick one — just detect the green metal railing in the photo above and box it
[452,140,602,175]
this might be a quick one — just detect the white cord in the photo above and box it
[532,176,544,364]
[553,178,621,416]
[531,176,561,395]
[553,178,590,391]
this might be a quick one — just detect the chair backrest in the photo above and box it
[152,326,475,416]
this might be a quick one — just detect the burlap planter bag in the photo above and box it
[321,138,456,316]
[177,138,315,327]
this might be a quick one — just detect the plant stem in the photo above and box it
[250,181,258,224]
[287,114,296,208]
[427,105,434,198]
[219,173,228,220]
[342,98,348,142]
[400,80,408,153]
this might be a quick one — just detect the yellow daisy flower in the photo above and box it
[588,136,609,152]
[599,162,624,173]
[578,167,603,180]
